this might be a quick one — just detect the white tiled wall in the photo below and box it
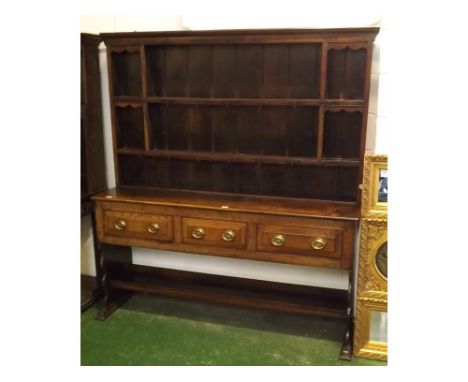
[373,27,391,153]
[81,15,388,290]
[80,15,184,34]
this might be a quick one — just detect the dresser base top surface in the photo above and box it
[93,187,360,221]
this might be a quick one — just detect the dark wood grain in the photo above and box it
[106,30,374,202]
[115,105,145,149]
[110,49,141,96]
[237,45,263,97]
[188,45,212,97]
[264,45,289,98]
[163,46,188,96]
[326,46,367,100]
[212,45,237,98]
[323,110,363,159]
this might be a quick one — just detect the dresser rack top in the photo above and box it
[101,27,380,45]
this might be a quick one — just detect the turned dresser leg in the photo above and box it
[95,242,133,320]
[97,290,133,320]
[339,272,354,361]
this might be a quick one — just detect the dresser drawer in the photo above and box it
[103,209,174,242]
[257,224,342,259]
[182,218,247,249]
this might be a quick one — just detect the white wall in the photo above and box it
[81,15,389,290]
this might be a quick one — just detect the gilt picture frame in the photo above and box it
[354,154,388,361]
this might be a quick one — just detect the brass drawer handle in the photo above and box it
[271,234,285,247]
[114,219,127,231]
[222,229,236,242]
[147,223,160,234]
[192,227,205,239]
[311,238,326,250]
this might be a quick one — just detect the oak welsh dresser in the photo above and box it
[92,28,379,360]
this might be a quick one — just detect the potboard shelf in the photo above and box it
[108,263,348,319]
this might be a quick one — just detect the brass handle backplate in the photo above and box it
[222,229,236,242]
[271,234,286,247]
[114,219,127,231]
[192,227,205,239]
[147,223,160,234]
[311,238,326,250]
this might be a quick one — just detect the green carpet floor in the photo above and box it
[81,294,386,366]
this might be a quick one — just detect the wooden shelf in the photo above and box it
[108,263,348,319]
[117,148,361,167]
[113,96,365,108]
[147,97,322,106]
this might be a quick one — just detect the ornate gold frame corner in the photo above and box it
[353,298,387,361]
[361,153,388,219]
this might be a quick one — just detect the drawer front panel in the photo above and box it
[182,218,247,249]
[257,224,342,259]
[103,209,174,242]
